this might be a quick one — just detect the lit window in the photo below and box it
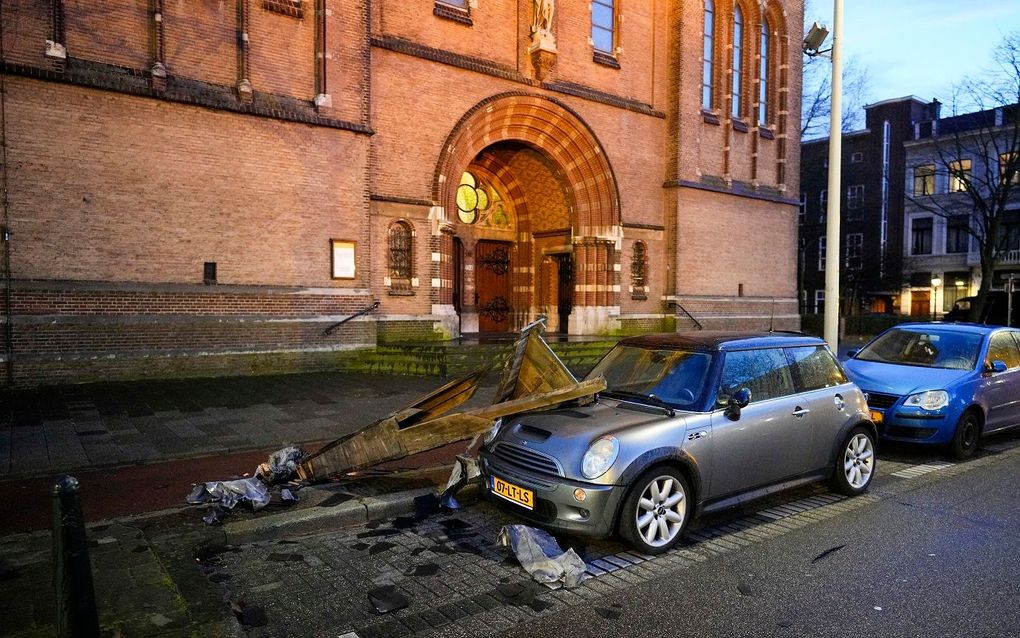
[818,236,826,271]
[758,19,769,125]
[911,217,933,255]
[845,233,863,270]
[388,221,413,288]
[913,164,935,196]
[1001,152,1019,185]
[949,159,971,193]
[731,6,744,118]
[702,0,715,110]
[592,0,615,54]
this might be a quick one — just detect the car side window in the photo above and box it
[786,346,847,391]
[719,348,796,403]
[987,332,1020,369]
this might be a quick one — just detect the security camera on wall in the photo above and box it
[803,21,831,55]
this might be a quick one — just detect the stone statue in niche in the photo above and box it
[531,0,556,50]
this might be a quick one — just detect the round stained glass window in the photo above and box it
[456,171,485,224]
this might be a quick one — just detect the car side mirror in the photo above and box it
[723,387,752,420]
[985,359,1008,375]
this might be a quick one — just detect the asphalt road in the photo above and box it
[492,449,1020,638]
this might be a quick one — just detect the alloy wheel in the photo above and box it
[634,475,687,547]
[843,433,874,489]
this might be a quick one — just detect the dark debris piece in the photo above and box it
[439,518,472,531]
[411,564,440,577]
[265,553,304,563]
[368,585,409,615]
[131,545,148,554]
[530,598,554,612]
[777,619,794,628]
[350,542,371,551]
[369,542,397,555]
[392,516,422,530]
[202,509,222,526]
[737,582,753,596]
[231,602,268,628]
[495,582,548,609]
[357,528,401,539]
[595,606,623,620]
[811,545,846,564]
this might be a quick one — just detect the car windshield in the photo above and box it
[855,328,982,370]
[585,346,712,410]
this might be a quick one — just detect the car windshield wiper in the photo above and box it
[600,390,675,415]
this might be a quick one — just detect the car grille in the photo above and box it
[491,443,562,477]
[866,392,900,409]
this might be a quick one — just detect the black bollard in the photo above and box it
[52,475,100,638]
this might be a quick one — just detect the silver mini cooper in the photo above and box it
[479,332,876,554]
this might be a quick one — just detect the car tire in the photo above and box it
[830,426,876,496]
[619,467,690,555]
[950,410,981,460]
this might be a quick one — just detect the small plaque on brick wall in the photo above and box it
[263,0,303,18]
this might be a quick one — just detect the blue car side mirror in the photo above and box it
[985,359,1008,374]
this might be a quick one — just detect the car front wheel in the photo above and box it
[950,410,980,459]
[831,426,876,496]
[619,467,690,554]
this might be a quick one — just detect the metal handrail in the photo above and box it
[322,300,380,336]
[677,302,703,330]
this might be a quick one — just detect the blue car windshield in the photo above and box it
[855,328,982,370]
[586,346,712,410]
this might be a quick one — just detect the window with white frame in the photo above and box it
[845,233,863,270]
[815,289,825,314]
[818,236,826,271]
[702,0,715,111]
[799,192,807,223]
[731,6,744,118]
[846,184,864,220]
[913,164,935,196]
[819,189,828,220]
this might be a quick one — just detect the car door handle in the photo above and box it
[792,407,811,418]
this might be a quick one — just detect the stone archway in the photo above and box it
[432,93,622,335]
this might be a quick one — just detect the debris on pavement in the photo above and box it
[495,582,553,611]
[737,582,753,596]
[256,446,308,483]
[280,488,298,503]
[187,478,271,512]
[497,524,588,588]
[595,604,623,619]
[367,585,409,614]
[440,455,481,510]
[811,544,846,564]
[230,601,268,628]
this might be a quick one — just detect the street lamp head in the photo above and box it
[931,277,942,288]
[803,21,830,56]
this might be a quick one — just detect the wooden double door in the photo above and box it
[475,240,513,333]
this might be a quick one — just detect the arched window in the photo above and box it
[631,241,647,298]
[731,6,743,118]
[388,221,413,290]
[759,18,770,125]
[702,0,715,110]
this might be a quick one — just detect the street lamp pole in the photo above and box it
[823,0,843,351]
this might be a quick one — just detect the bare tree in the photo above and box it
[905,31,1020,322]
[801,54,870,139]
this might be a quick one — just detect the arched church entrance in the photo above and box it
[433,93,621,335]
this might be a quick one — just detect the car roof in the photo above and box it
[891,322,1017,335]
[619,331,826,352]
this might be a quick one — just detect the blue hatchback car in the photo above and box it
[843,323,1020,458]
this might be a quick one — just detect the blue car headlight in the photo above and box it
[904,390,949,411]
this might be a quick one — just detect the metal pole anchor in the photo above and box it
[52,475,100,637]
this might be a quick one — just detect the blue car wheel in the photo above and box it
[950,410,981,459]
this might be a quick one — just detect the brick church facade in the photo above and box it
[0,0,803,386]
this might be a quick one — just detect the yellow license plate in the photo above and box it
[870,410,884,424]
[491,476,535,510]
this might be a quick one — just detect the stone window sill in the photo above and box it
[759,126,775,140]
[732,118,749,133]
[702,110,721,125]
[593,50,621,69]
[631,293,648,301]
[388,289,415,297]
[433,2,472,25]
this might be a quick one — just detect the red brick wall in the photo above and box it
[5,78,369,287]
[64,1,149,70]
[163,0,238,87]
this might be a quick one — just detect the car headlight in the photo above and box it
[904,390,949,411]
[483,418,504,446]
[581,436,619,479]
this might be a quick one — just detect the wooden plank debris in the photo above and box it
[296,320,605,481]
